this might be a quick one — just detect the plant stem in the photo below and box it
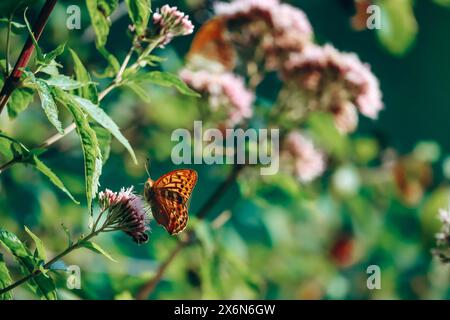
[135,164,245,300]
[0,0,58,116]
[0,227,101,296]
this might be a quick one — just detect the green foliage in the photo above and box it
[6,86,34,119]
[24,226,47,261]
[376,0,418,56]
[86,0,119,47]
[0,254,13,300]
[69,49,99,104]
[0,18,25,34]
[79,240,117,262]
[67,94,137,164]
[125,71,200,97]
[125,0,151,35]
[92,124,112,165]
[27,155,79,204]
[0,229,57,300]
[433,0,450,8]
[23,71,64,134]
[58,90,102,212]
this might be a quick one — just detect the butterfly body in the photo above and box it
[144,169,198,235]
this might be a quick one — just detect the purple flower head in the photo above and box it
[153,5,194,47]
[98,187,150,244]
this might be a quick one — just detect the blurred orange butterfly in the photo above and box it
[187,17,236,71]
[144,169,198,235]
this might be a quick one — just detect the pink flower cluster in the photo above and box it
[214,0,313,69]
[98,187,150,244]
[282,44,383,132]
[153,5,194,47]
[283,131,325,182]
[180,69,254,126]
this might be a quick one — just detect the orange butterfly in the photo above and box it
[144,169,198,235]
[187,17,236,71]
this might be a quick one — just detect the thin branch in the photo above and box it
[135,164,245,300]
[0,0,58,116]
[0,227,101,296]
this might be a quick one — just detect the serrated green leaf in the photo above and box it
[24,226,46,261]
[79,240,117,262]
[55,90,102,211]
[7,86,35,119]
[69,49,99,104]
[86,0,119,47]
[37,80,64,133]
[92,123,111,164]
[125,0,151,35]
[27,154,79,204]
[44,74,89,91]
[0,254,13,300]
[0,229,57,300]
[68,94,137,164]
[23,71,64,134]
[127,71,200,97]
[376,0,417,56]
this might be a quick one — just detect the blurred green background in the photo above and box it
[0,0,449,299]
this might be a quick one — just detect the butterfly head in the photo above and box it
[144,178,154,202]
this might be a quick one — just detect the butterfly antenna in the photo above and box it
[144,158,152,178]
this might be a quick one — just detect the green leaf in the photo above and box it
[44,74,90,91]
[23,71,63,134]
[69,49,99,104]
[307,112,351,160]
[41,43,66,66]
[79,240,117,262]
[61,223,73,247]
[0,229,57,300]
[67,94,137,164]
[92,123,112,164]
[433,0,450,8]
[125,0,151,35]
[86,0,119,47]
[0,254,13,300]
[27,154,79,204]
[376,0,418,56]
[24,226,46,261]
[37,80,64,134]
[127,71,200,97]
[0,18,26,34]
[95,46,120,78]
[56,90,102,211]
[0,131,30,163]
[23,9,45,61]
[24,11,65,65]
[125,83,152,103]
[7,86,35,119]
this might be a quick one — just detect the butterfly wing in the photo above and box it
[187,17,236,71]
[151,169,198,235]
[152,190,189,235]
[153,169,198,204]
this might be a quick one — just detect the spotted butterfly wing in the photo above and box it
[145,169,198,235]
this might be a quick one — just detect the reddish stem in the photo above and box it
[0,0,58,116]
